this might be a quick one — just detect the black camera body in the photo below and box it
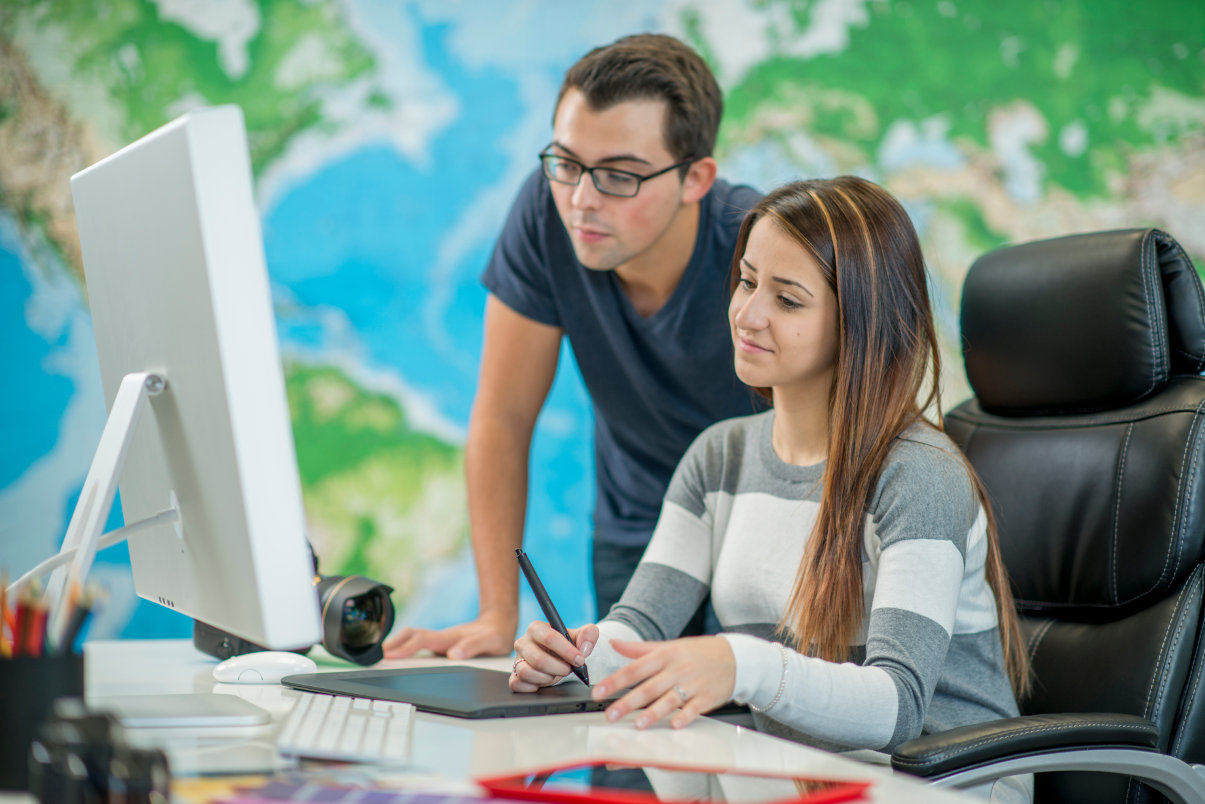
[28,699,170,804]
[193,573,395,665]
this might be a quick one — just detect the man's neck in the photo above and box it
[613,202,701,318]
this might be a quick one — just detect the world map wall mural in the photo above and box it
[2,0,1202,640]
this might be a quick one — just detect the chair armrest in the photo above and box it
[891,713,1158,778]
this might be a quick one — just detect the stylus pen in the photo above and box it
[515,548,589,685]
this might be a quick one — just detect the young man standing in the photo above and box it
[384,34,761,660]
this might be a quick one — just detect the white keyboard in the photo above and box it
[276,691,415,764]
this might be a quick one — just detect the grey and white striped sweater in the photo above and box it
[592,409,1020,753]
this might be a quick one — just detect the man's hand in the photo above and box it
[383,610,516,660]
[590,636,735,730]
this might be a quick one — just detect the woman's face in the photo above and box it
[729,218,840,399]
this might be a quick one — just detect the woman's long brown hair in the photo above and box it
[730,177,1029,696]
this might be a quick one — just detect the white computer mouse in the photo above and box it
[211,651,318,684]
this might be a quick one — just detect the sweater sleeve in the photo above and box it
[603,431,718,641]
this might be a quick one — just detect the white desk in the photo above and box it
[62,639,976,802]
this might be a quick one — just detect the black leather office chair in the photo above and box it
[890,229,1205,803]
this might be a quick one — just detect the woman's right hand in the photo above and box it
[510,620,599,692]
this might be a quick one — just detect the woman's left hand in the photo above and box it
[591,636,735,730]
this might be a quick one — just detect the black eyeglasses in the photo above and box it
[539,149,696,198]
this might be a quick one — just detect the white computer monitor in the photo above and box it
[65,105,321,650]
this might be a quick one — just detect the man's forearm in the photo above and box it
[465,419,532,626]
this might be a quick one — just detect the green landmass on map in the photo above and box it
[710,0,1205,272]
[17,0,377,171]
[719,1,1204,196]
[0,0,380,285]
[286,363,467,607]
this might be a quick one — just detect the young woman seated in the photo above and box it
[509,177,1029,792]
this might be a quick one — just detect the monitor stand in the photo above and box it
[41,372,168,646]
[7,370,275,734]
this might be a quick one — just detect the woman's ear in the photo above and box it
[681,157,718,205]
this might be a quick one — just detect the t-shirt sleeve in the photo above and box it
[481,169,561,328]
[727,184,763,220]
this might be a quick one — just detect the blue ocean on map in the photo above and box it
[0,237,72,490]
[261,23,595,629]
[263,136,596,628]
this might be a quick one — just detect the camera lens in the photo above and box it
[314,575,395,665]
[339,590,389,648]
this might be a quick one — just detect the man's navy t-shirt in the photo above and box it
[482,168,762,548]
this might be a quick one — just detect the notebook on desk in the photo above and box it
[281,665,619,719]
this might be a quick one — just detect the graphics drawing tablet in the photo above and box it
[281,665,618,719]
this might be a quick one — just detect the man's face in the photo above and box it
[547,88,688,272]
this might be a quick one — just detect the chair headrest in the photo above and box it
[961,229,1205,415]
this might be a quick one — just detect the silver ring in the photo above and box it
[513,656,525,673]
[672,684,690,704]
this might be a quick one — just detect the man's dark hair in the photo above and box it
[556,33,723,162]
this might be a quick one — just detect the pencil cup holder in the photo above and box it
[0,652,85,791]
